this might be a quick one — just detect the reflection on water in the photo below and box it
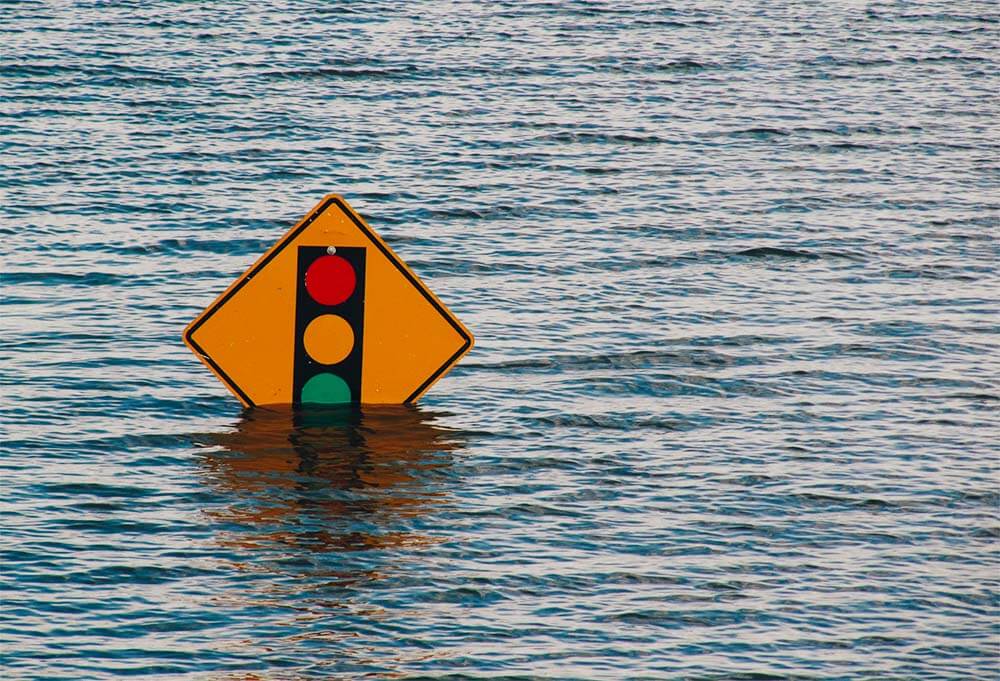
[199,405,464,555]
[195,406,467,676]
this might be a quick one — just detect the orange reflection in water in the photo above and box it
[197,404,466,675]
[199,404,463,556]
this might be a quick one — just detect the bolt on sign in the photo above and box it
[183,195,474,407]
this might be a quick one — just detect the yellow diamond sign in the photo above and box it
[183,195,474,407]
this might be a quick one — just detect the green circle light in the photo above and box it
[300,373,352,405]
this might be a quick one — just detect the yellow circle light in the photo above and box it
[303,314,354,365]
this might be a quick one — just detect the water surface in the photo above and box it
[2,1,998,678]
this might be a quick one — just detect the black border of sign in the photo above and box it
[184,196,473,407]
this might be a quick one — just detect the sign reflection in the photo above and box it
[199,405,464,556]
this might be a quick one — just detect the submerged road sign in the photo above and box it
[183,195,474,407]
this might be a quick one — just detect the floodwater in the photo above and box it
[2,1,998,679]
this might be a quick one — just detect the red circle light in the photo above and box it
[305,255,356,306]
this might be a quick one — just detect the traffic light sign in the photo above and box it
[293,246,366,405]
[183,194,473,407]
